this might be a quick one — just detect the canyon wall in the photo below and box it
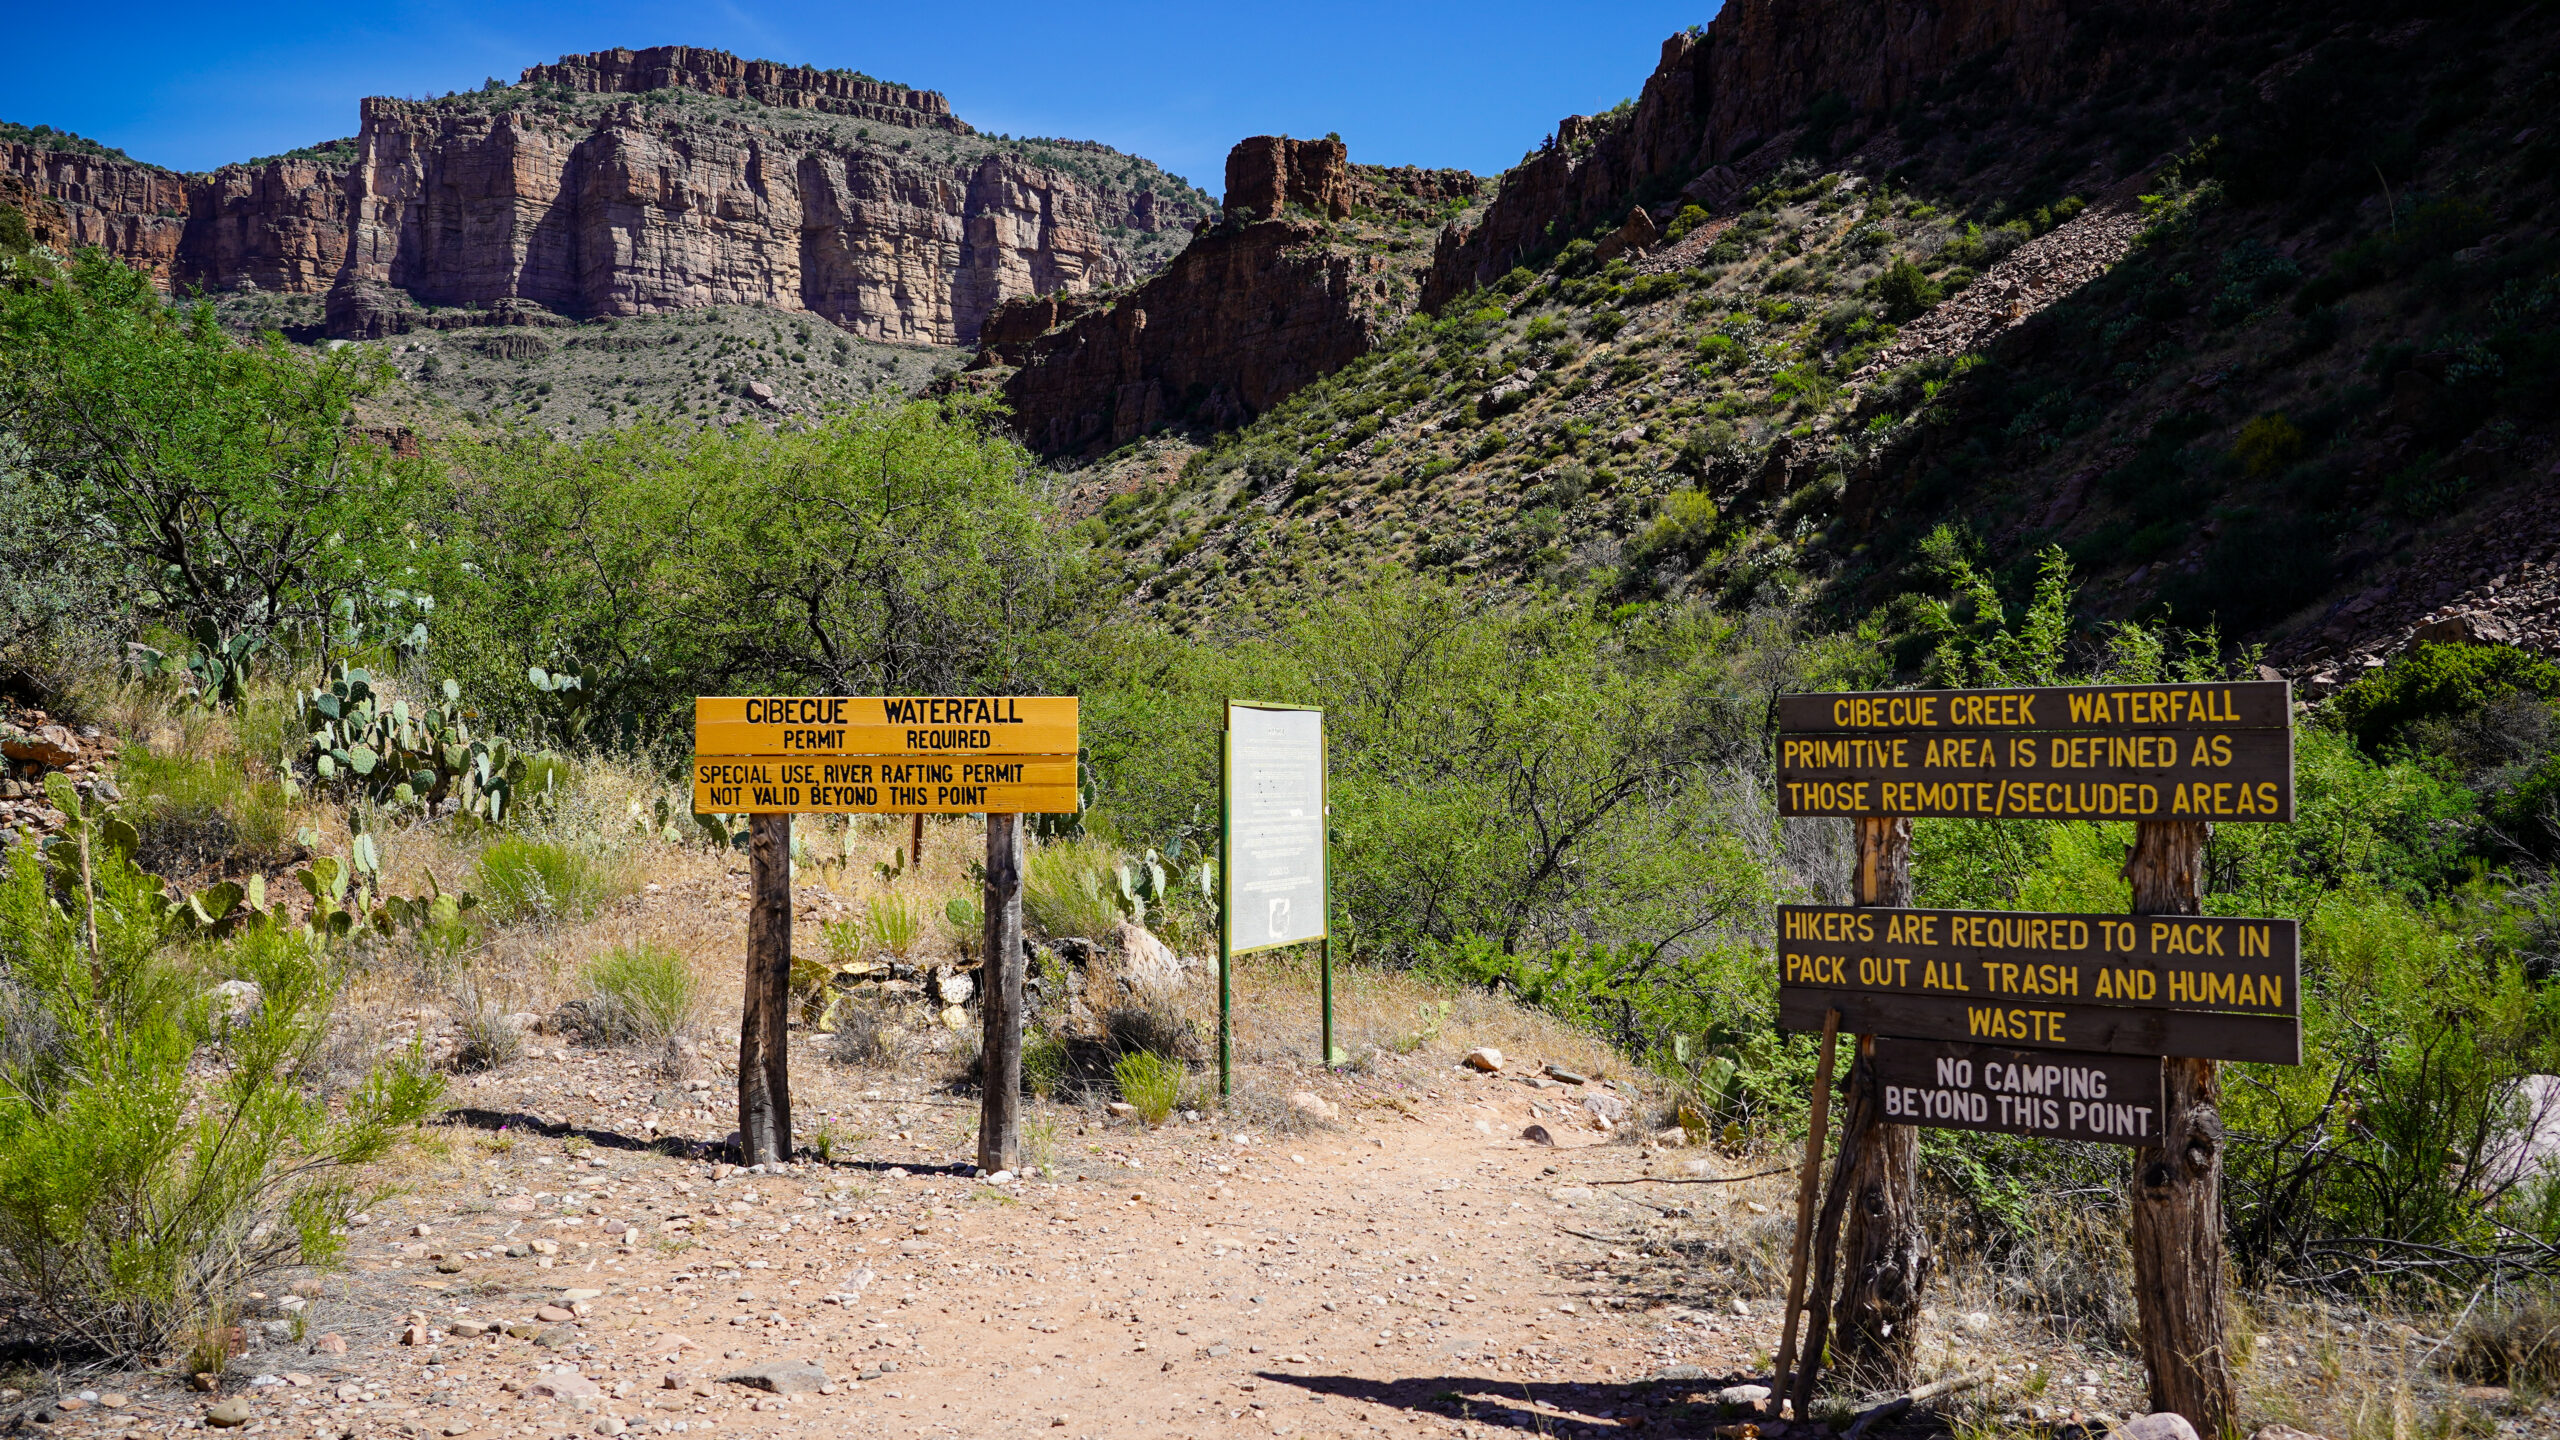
[986,137,1478,456]
[519,46,967,132]
[325,48,1204,343]
[1,46,1206,348]
[0,143,343,292]
[1423,0,2172,306]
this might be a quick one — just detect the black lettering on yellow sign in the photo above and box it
[1774,906,2297,1016]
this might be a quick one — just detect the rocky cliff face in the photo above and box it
[1,46,1205,348]
[0,142,352,293]
[1423,0,2164,307]
[520,46,967,132]
[980,137,1478,456]
[325,48,1207,344]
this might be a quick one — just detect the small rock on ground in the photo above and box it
[723,1359,829,1396]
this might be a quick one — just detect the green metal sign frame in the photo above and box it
[1219,700,1330,1096]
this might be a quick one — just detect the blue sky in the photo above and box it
[5,1,1715,185]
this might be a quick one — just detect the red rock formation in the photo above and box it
[1,143,190,284]
[521,47,967,132]
[182,158,352,293]
[2,142,351,293]
[1424,0,2164,306]
[1225,136,1357,221]
[324,91,1188,344]
[987,138,1478,456]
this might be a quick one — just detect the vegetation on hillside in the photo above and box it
[0,8,2556,1410]
[1073,3,2560,672]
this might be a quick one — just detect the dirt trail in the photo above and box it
[74,1046,1790,1440]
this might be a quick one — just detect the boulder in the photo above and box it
[1463,1047,1505,1073]
[0,724,79,767]
[722,1359,829,1396]
[1112,919,1186,995]
[1288,1091,1340,1123]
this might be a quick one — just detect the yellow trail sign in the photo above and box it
[693,695,1079,757]
[692,755,1078,815]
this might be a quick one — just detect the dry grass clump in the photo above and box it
[2449,1286,2560,1391]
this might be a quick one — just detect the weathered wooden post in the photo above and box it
[2126,817,2235,1434]
[694,694,1079,1175]
[1835,815,1930,1380]
[1789,815,1927,1412]
[1771,1005,1839,1412]
[737,812,794,1167]
[978,813,1026,1173]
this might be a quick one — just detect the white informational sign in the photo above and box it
[1226,703,1327,954]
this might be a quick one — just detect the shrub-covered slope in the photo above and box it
[1063,1,2560,679]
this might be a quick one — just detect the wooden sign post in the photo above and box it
[694,695,1078,1172]
[1773,681,2294,1431]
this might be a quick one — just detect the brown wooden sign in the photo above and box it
[1871,1038,2163,1146]
[1779,681,2292,734]
[1776,681,2294,821]
[1778,986,2300,1064]
[1779,905,2297,1015]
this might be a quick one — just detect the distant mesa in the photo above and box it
[519,46,968,133]
[0,46,1209,349]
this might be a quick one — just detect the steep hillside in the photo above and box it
[1049,0,2560,680]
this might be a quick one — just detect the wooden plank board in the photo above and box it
[692,755,1078,815]
[694,695,1078,757]
[1778,905,2298,1015]
[1777,985,2300,1065]
[1778,681,2291,734]
[1778,728,2294,820]
[1870,1038,2163,1146]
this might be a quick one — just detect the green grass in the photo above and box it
[117,745,295,869]
[1025,839,1122,939]
[580,944,700,1044]
[1112,1050,1185,1126]
[865,892,924,957]
[471,836,621,921]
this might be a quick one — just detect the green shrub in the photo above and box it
[1873,257,1943,321]
[1112,1050,1185,1125]
[2326,643,2560,753]
[1023,1030,1069,1099]
[866,892,924,957]
[578,944,701,1046]
[472,836,620,922]
[1663,205,1710,244]
[1626,491,1720,570]
[0,798,441,1362]
[2231,413,2306,477]
[1025,839,1123,939]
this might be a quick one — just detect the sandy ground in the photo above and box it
[14,1034,1829,1440]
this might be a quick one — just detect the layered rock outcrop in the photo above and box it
[521,46,966,132]
[984,137,1478,455]
[1424,0,2171,306]
[324,51,1204,343]
[2,47,1204,347]
[0,142,353,293]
